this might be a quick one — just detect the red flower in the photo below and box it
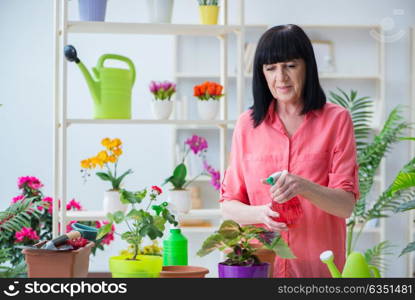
[67,237,88,249]
[151,185,162,195]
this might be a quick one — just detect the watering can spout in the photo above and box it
[64,45,100,104]
[320,250,342,278]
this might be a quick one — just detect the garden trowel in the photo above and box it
[16,231,81,251]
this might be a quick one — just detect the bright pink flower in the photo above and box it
[11,195,25,204]
[95,221,115,245]
[66,199,82,211]
[185,135,208,155]
[15,226,40,243]
[66,220,78,233]
[151,185,162,195]
[18,176,43,190]
[203,160,221,190]
[42,197,54,214]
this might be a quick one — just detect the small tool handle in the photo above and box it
[51,231,81,247]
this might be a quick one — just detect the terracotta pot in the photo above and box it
[22,241,94,278]
[159,266,209,278]
[253,247,276,278]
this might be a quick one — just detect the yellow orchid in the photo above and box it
[112,147,123,157]
[101,137,111,149]
[97,150,109,163]
[80,159,91,169]
[108,155,117,163]
[109,138,122,149]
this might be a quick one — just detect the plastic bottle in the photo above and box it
[163,224,188,266]
[265,170,303,227]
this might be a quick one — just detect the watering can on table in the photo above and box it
[320,250,381,278]
[64,45,136,119]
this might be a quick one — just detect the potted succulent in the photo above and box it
[81,137,133,214]
[163,134,220,213]
[149,80,176,120]
[193,81,224,120]
[78,0,108,22]
[197,0,219,25]
[97,185,179,278]
[197,220,296,278]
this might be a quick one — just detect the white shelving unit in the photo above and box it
[52,0,246,237]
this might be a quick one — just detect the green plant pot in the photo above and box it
[109,255,163,278]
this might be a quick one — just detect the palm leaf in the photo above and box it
[390,172,415,195]
[0,197,41,234]
[364,240,394,272]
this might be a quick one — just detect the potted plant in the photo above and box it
[197,0,219,25]
[81,137,133,214]
[163,134,220,213]
[149,80,176,120]
[146,0,175,23]
[197,220,296,278]
[194,81,223,120]
[97,185,179,278]
[78,0,108,22]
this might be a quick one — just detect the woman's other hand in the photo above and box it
[258,202,288,232]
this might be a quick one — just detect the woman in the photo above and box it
[220,24,359,277]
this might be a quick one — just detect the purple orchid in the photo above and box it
[185,135,208,155]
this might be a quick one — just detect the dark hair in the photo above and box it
[250,24,326,127]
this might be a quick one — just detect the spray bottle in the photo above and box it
[265,170,303,226]
[163,223,188,266]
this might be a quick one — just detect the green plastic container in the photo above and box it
[163,228,188,266]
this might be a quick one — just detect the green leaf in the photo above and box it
[218,220,241,239]
[120,189,136,204]
[197,233,224,257]
[396,200,415,213]
[153,216,166,232]
[269,237,296,259]
[96,223,113,240]
[140,224,163,240]
[96,172,112,182]
[364,241,394,271]
[112,211,125,224]
[390,172,415,195]
[399,241,415,256]
[113,169,133,189]
[134,189,147,203]
[126,208,143,221]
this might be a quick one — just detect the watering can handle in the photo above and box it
[96,54,136,85]
[368,265,381,278]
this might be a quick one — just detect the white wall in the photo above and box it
[1,0,414,277]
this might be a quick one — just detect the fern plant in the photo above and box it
[329,88,411,265]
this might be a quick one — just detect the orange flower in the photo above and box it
[112,147,123,157]
[193,86,201,97]
[108,155,117,163]
[215,84,223,95]
[207,83,216,96]
[199,84,207,95]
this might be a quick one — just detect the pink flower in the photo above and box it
[95,221,115,245]
[151,185,163,195]
[66,199,82,211]
[149,81,159,93]
[42,197,54,214]
[203,160,221,190]
[11,195,25,204]
[185,135,208,155]
[15,226,40,243]
[66,220,78,233]
[18,176,43,190]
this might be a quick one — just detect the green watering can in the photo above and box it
[64,45,136,119]
[320,250,381,278]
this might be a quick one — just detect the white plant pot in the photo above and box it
[167,189,192,214]
[146,0,174,23]
[197,100,219,120]
[103,190,128,214]
[151,100,173,120]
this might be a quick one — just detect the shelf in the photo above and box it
[352,224,381,234]
[66,119,236,126]
[175,73,252,79]
[65,208,221,221]
[302,24,381,30]
[181,226,218,233]
[175,124,235,130]
[319,73,381,80]
[67,21,243,36]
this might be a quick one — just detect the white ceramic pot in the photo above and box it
[103,190,128,214]
[167,189,192,214]
[146,0,174,23]
[151,100,173,120]
[197,100,219,120]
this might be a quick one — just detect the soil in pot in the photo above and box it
[159,265,209,278]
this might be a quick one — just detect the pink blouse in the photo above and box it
[220,101,359,277]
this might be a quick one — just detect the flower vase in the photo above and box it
[151,100,173,120]
[146,0,174,23]
[78,0,107,22]
[197,100,219,120]
[199,5,219,25]
[167,189,192,214]
[103,190,128,214]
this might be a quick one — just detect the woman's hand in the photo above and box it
[262,171,309,204]
[257,203,288,232]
